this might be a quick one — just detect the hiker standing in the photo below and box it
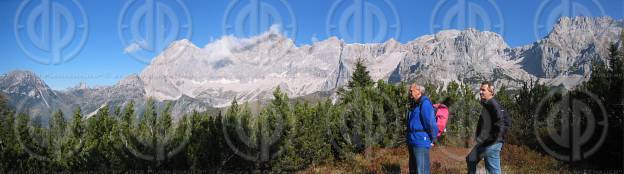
[407,83,438,174]
[466,81,511,174]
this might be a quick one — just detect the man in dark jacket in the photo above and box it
[407,83,438,174]
[466,81,511,174]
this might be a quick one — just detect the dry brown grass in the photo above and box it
[298,144,567,174]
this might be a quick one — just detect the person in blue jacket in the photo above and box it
[407,83,438,174]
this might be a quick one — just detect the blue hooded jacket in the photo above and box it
[407,95,438,148]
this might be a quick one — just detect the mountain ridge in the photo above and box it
[2,16,622,119]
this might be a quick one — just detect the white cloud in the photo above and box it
[123,40,146,54]
[268,24,282,33]
[311,33,319,43]
[124,43,140,54]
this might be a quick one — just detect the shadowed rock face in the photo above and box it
[2,17,622,119]
[0,70,66,122]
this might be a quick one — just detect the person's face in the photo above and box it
[480,84,493,100]
[410,85,421,100]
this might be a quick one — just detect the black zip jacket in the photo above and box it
[475,98,511,145]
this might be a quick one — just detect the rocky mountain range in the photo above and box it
[1,16,622,120]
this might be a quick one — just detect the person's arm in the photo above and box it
[475,114,483,142]
[479,102,503,145]
[492,101,507,141]
[421,100,438,143]
[476,104,495,145]
[407,107,414,131]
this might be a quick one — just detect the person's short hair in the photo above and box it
[481,81,495,94]
[411,83,426,95]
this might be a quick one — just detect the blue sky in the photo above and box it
[1,0,623,90]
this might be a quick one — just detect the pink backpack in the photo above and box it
[432,104,450,138]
